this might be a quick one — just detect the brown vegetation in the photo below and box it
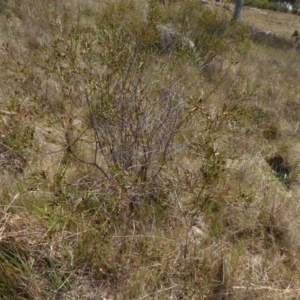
[0,0,300,299]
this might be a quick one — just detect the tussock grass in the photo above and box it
[0,0,300,299]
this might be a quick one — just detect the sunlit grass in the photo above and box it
[0,0,300,299]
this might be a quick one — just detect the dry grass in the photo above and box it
[0,0,300,299]
[243,6,300,39]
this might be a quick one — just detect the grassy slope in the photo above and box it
[0,1,300,299]
[243,6,300,38]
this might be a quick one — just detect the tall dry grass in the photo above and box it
[0,0,300,299]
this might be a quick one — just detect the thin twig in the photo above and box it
[233,284,300,293]
[133,284,178,300]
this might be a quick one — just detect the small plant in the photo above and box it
[4,9,12,19]
[82,6,93,17]
[0,113,34,173]
[0,241,33,299]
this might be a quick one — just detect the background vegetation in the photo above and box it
[0,0,300,299]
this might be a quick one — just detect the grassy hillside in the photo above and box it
[1,0,300,299]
